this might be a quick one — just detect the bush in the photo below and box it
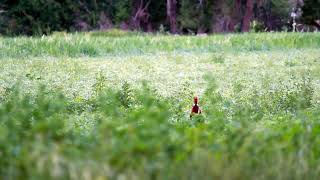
[250,20,265,32]
[0,0,114,35]
[1,76,320,179]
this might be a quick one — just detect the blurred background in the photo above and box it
[0,0,319,35]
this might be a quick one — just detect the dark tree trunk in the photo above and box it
[130,0,142,29]
[241,0,254,32]
[130,0,151,31]
[167,0,177,33]
[212,0,232,33]
[228,0,242,32]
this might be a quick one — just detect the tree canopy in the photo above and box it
[0,0,318,35]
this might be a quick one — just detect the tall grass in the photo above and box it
[0,31,320,59]
[1,31,320,179]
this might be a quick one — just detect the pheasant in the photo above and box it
[190,96,202,118]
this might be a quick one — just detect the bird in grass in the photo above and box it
[190,96,202,118]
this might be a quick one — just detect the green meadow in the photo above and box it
[1,31,320,179]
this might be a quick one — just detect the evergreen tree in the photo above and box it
[179,0,213,33]
[302,0,320,29]
[113,0,132,25]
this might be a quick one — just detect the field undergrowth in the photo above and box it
[1,31,320,180]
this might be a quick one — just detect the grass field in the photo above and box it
[1,31,320,179]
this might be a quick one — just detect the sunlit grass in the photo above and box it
[0,31,319,58]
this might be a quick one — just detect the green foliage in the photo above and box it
[119,81,135,108]
[93,72,107,96]
[268,0,290,18]
[1,33,320,179]
[0,0,114,35]
[148,1,167,30]
[1,0,77,35]
[302,0,320,24]
[112,0,132,24]
[179,0,213,32]
[0,0,318,35]
[250,20,265,32]
[255,0,291,30]
[1,77,320,179]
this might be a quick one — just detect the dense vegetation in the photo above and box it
[1,31,320,179]
[1,0,319,35]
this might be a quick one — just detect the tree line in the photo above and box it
[0,0,319,35]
